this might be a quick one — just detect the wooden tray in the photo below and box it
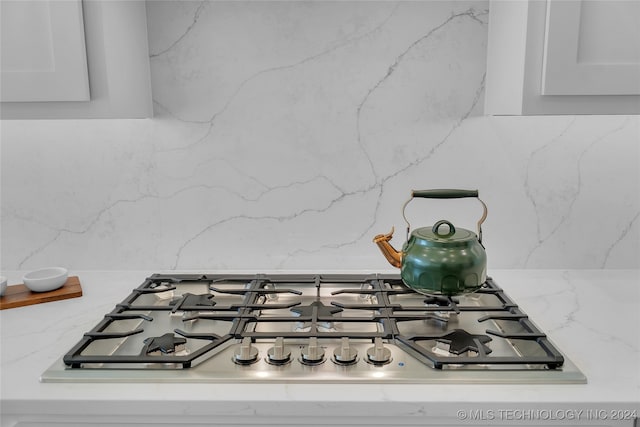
[0,276,82,310]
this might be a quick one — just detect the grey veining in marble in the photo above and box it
[1,1,638,271]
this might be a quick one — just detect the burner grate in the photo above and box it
[62,274,565,371]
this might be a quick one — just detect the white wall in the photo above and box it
[1,1,638,271]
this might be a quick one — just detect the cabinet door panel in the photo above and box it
[542,0,640,95]
[485,0,640,115]
[0,0,90,102]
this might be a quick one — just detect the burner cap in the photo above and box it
[170,293,215,312]
[424,295,458,306]
[424,295,460,313]
[436,329,492,355]
[290,301,343,318]
[142,333,187,355]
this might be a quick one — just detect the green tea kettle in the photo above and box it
[373,189,488,296]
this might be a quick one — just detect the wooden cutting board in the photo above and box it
[0,276,83,310]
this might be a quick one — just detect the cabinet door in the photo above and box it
[542,0,640,96]
[1,0,152,119]
[485,0,640,115]
[0,0,90,102]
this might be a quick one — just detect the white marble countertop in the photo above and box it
[1,270,639,425]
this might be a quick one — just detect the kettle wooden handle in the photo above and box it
[402,189,487,244]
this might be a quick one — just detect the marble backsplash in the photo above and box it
[1,1,638,271]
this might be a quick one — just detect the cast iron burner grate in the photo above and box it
[62,274,565,371]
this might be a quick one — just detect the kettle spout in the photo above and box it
[373,227,402,269]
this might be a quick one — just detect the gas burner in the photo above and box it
[293,322,337,333]
[424,312,451,323]
[142,333,187,355]
[290,301,343,318]
[291,301,342,333]
[435,329,492,355]
[424,295,460,313]
[170,293,215,312]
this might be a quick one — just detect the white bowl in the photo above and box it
[0,276,7,296]
[23,267,68,293]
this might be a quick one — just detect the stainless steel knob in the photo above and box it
[267,337,291,365]
[366,337,391,365]
[333,337,358,365]
[300,337,325,365]
[233,337,259,364]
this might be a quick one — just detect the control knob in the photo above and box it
[300,337,325,365]
[266,337,291,365]
[333,337,358,365]
[233,337,259,365]
[366,337,391,365]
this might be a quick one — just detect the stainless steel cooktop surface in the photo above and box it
[42,273,586,384]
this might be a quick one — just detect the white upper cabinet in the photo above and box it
[1,0,152,119]
[542,0,640,96]
[0,0,90,102]
[485,0,640,115]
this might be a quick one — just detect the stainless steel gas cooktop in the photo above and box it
[42,273,586,383]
